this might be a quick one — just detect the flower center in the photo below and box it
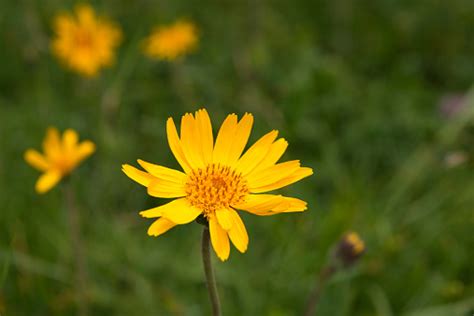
[185,164,248,215]
[75,30,93,49]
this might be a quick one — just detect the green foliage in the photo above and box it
[1,0,473,315]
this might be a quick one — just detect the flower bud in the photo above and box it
[335,231,365,267]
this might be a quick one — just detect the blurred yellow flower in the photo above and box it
[143,20,198,61]
[51,4,122,77]
[25,127,95,194]
[122,109,313,261]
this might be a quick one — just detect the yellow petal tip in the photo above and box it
[35,187,48,194]
[217,255,229,262]
[147,230,160,237]
[237,246,248,253]
[87,141,96,151]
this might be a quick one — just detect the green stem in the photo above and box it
[64,180,88,316]
[201,227,221,316]
[304,264,336,316]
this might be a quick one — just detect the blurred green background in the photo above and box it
[1,0,474,315]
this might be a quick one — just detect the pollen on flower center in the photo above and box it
[185,164,248,214]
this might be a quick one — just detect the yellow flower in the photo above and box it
[25,127,96,194]
[122,109,313,261]
[143,20,198,61]
[51,4,122,77]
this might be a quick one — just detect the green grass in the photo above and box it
[1,0,474,315]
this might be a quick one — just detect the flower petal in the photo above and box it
[43,127,61,160]
[62,129,78,151]
[139,205,163,218]
[76,141,96,162]
[212,114,238,165]
[272,197,308,213]
[234,194,308,216]
[24,149,50,171]
[215,208,234,230]
[140,198,201,224]
[235,130,278,176]
[122,164,156,187]
[35,170,62,194]
[180,113,205,169]
[137,159,187,184]
[227,209,248,253]
[249,167,313,193]
[54,13,74,35]
[76,3,95,27]
[227,113,254,165]
[147,218,176,237]
[246,160,301,190]
[209,215,230,261]
[250,138,288,173]
[166,117,192,173]
[233,194,284,215]
[195,109,214,164]
[147,180,186,198]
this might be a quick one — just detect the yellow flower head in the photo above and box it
[123,109,313,261]
[51,4,122,77]
[143,20,198,61]
[25,127,96,194]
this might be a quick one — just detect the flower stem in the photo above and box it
[201,227,221,316]
[304,264,336,316]
[64,180,88,316]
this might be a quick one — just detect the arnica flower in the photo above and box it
[51,4,122,77]
[25,127,95,194]
[143,20,198,61]
[122,109,313,261]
